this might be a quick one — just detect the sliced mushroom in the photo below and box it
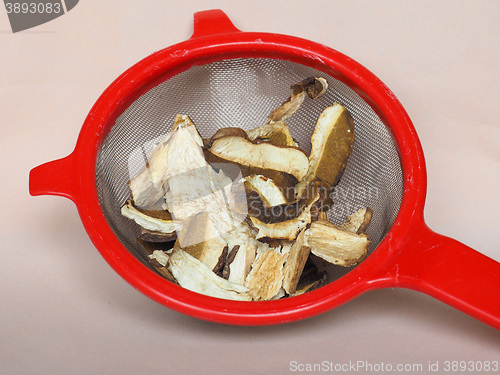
[282,229,311,294]
[307,220,369,266]
[208,136,309,181]
[138,228,177,243]
[204,150,298,203]
[295,103,355,199]
[244,243,290,301]
[149,249,171,266]
[150,115,208,191]
[289,256,328,296]
[341,207,373,234]
[165,151,247,238]
[268,77,328,122]
[246,121,298,147]
[174,236,229,274]
[128,115,204,207]
[249,194,319,240]
[121,200,178,234]
[244,175,287,207]
[210,127,248,145]
[168,249,251,301]
[220,223,259,285]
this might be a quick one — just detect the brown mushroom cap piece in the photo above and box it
[295,103,355,199]
[120,200,178,234]
[168,249,251,301]
[208,136,309,181]
[306,220,370,267]
[138,228,177,243]
[341,207,373,234]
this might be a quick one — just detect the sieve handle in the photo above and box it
[375,222,500,330]
[190,9,241,39]
[29,153,76,201]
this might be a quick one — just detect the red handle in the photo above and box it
[190,9,241,39]
[29,153,76,201]
[372,221,500,329]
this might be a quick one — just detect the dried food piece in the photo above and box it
[245,243,290,300]
[208,136,309,181]
[148,115,205,189]
[282,229,311,294]
[174,237,229,274]
[174,212,232,273]
[220,223,259,285]
[129,115,203,207]
[222,245,239,280]
[164,152,247,238]
[168,249,251,301]
[341,207,373,234]
[149,249,171,266]
[121,200,178,234]
[244,175,287,207]
[289,256,328,296]
[295,104,355,199]
[210,127,248,144]
[138,228,177,243]
[268,77,328,122]
[246,121,298,147]
[204,150,298,203]
[249,194,319,240]
[291,273,328,296]
[147,250,177,283]
[307,220,369,266]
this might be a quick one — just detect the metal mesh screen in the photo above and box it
[96,58,403,282]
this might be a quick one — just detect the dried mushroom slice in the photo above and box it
[210,127,248,145]
[138,228,177,243]
[246,121,298,147]
[295,103,355,199]
[268,77,328,123]
[204,150,298,203]
[244,175,287,207]
[282,229,311,295]
[244,243,290,301]
[147,250,177,284]
[220,223,259,285]
[168,249,251,301]
[129,115,203,207]
[249,194,319,240]
[208,136,309,181]
[341,207,373,234]
[121,200,178,234]
[174,236,229,274]
[307,220,369,266]
[149,249,171,266]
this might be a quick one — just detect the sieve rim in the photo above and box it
[30,11,426,325]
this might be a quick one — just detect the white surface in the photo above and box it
[1,1,499,374]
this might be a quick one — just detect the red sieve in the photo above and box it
[29,9,500,328]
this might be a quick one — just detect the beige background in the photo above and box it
[2,1,499,374]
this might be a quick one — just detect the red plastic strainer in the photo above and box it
[29,9,500,328]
